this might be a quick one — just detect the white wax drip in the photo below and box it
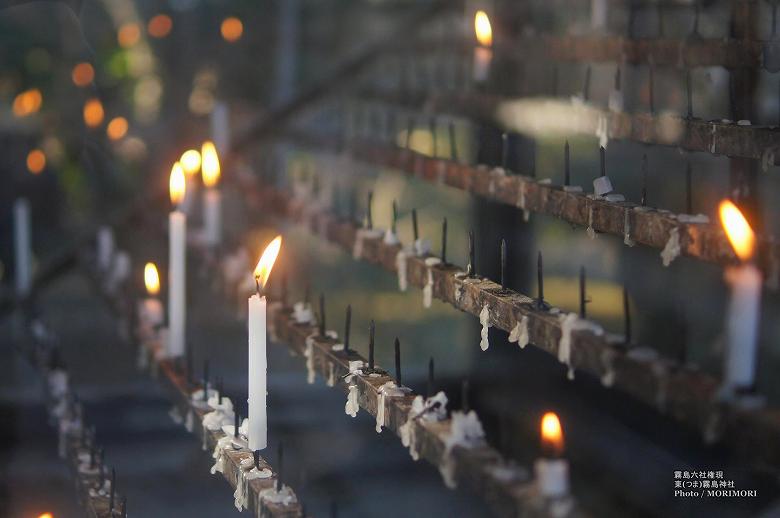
[185,410,194,432]
[586,203,596,239]
[353,228,383,259]
[423,257,442,309]
[623,208,635,246]
[169,405,183,425]
[293,302,314,324]
[508,316,530,348]
[259,484,296,506]
[383,229,400,245]
[439,410,486,488]
[305,334,317,385]
[210,435,232,475]
[396,249,408,292]
[234,464,273,511]
[600,349,616,387]
[516,181,527,210]
[327,363,336,387]
[345,384,359,417]
[375,381,407,433]
[414,238,431,256]
[479,305,491,351]
[400,392,448,460]
[661,227,681,266]
[558,312,604,380]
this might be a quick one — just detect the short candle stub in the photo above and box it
[536,412,569,498]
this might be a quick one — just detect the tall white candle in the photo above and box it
[248,236,282,452]
[168,163,187,358]
[472,10,493,83]
[97,226,114,271]
[201,141,222,247]
[13,198,31,297]
[719,200,762,392]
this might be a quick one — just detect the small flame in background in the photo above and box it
[719,199,755,261]
[474,10,492,47]
[541,412,564,457]
[144,262,160,295]
[180,149,201,176]
[253,235,283,290]
[169,162,186,206]
[201,141,221,188]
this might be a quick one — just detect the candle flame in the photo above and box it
[719,199,755,261]
[201,141,221,188]
[475,10,492,47]
[144,262,160,295]
[541,412,564,457]
[169,162,186,206]
[180,149,201,176]
[253,235,282,290]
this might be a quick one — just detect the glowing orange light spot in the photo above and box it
[180,149,201,176]
[118,23,141,48]
[474,10,492,47]
[37,513,53,518]
[201,141,221,188]
[169,162,186,206]
[71,62,95,87]
[26,149,46,174]
[83,98,104,128]
[719,199,755,261]
[253,236,282,290]
[148,14,173,38]
[221,17,243,42]
[540,412,564,457]
[12,88,42,117]
[144,262,160,295]
[106,117,129,140]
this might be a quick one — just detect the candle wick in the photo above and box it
[255,276,262,297]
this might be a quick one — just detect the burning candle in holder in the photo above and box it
[138,262,164,331]
[718,200,762,399]
[179,149,201,215]
[201,141,222,247]
[168,162,187,358]
[472,10,493,84]
[534,412,569,498]
[248,235,282,453]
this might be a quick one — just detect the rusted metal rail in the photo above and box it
[248,183,780,475]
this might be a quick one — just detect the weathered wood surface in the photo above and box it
[251,185,780,475]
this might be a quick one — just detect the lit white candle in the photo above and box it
[13,198,31,297]
[168,163,187,358]
[140,262,164,328]
[719,200,762,392]
[535,412,569,498]
[201,141,222,247]
[97,226,114,272]
[211,101,231,156]
[472,11,493,83]
[248,235,282,452]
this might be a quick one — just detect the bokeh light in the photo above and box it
[26,149,46,174]
[118,23,141,48]
[12,88,42,117]
[71,62,95,87]
[221,17,243,42]
[180,149,201,175]
[107,117,129,140]
[83,98,105,127]
[148,14,173,38]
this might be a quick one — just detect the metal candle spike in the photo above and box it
[500,239,507,289]
[427,357,434,398]
[203,359,209,402]
[394,337,401,385]
[441,218,447,263]
[254,449,261,470]
[344,305,351,353]
[501,133,509,170]
[234,411,240,439]
[368,320,375,370]
[392,200,397,234]
[467,230,476,277]
[412,209,419,241]
[535,251,549,310]
[686,163,693,214]
[600,146,606,177]
[319,293,326,337]
[579,266,587,318]
[367,191,373,230]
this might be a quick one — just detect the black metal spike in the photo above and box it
[412,208,419,241]
[344,305,351,353]
[686,69,693,119]
[641,154,648,206]
[394,337,401,385]
[579,266,587,318]
[623,285,632,345]
[462,379,470,413]
[600,146,606,177]
[276,442,284,491]
[217,377,224,404]
[467,230,476,277]
[391,200,398,234]
[203,359,209,402]
[427,357,435,398]
[254,449,261,470]
[368,320,375,370]
[564,140,570,186]
[501,133,509,170]
[441,218,448,263]
[449,121,458,161]
[535,251,547,310]
[500,239,507,289]
[319,293,326,336]
[686,162,693,214]
[366,191,373,230]
[234,410,240,439]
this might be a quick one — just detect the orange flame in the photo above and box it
[144,262,160,295]
[180,149,201,176]
[541,412,564,457]
[253,235,282,290]
[474,10,492,47]
[201,141,221,188]
[169,162,186,206]
[719,199,755,261]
